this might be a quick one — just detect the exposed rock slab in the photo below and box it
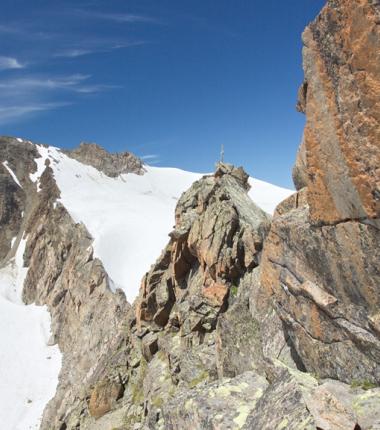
[162,371,269,430]
[300,0,380,224]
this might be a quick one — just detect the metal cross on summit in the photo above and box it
[220,144,224,163]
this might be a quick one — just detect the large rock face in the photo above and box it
[262,0,380,385]
[69,164,279,429]
[297,0,380,224]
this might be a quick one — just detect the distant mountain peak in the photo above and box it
[64,141,145,177]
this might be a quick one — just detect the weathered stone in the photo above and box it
[262,198,380,383]
[216,296,264,378]
[243,363,380,430]
[300,0,380,224]
[88,379,124,419]
[141,332,159,362]
[243,364,318,430]
[162,372,269,430]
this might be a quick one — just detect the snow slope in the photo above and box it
[0,240,61,430]
[31,145,293,303]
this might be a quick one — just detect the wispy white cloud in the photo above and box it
[54,41,146,58]
[0,73,116,125]
[54,48,93,58]
[75,83,121,93]
[0,23,56,41]
[0,24,22,35]
[0,4,155,125]
[0,56,24,71]
[0,74,92,93]
[0,102,70,125]
[141,154,159,160]
[140,154,160,164]
[73,10,157,23]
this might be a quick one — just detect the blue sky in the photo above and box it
[0,0,325,188]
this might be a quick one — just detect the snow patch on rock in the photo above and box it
[2,161,22,188]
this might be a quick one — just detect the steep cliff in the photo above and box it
[262,0,380,385]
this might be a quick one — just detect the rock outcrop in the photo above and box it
[261,0,380,385]
[59,163,281,429]
[65,142,145,177]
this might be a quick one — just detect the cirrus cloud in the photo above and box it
[0,56,24,71]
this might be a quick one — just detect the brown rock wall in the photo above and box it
[301,0,380,224]
[262,0,380,384]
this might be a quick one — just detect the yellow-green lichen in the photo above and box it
[277,418,289,430]
[213,382,248,397]
[233,404,251,428]
[151,396,164,408]
[188,370,209,388]
[131,358,148,404]
[350,379,378,391]
[185,399,194,411]
[295,415,315,430]
[352,390,380,417]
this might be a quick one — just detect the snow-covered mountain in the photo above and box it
[0,140,293,429]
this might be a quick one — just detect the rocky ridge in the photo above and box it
[0,136,129,429]
[65,142,145,177]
